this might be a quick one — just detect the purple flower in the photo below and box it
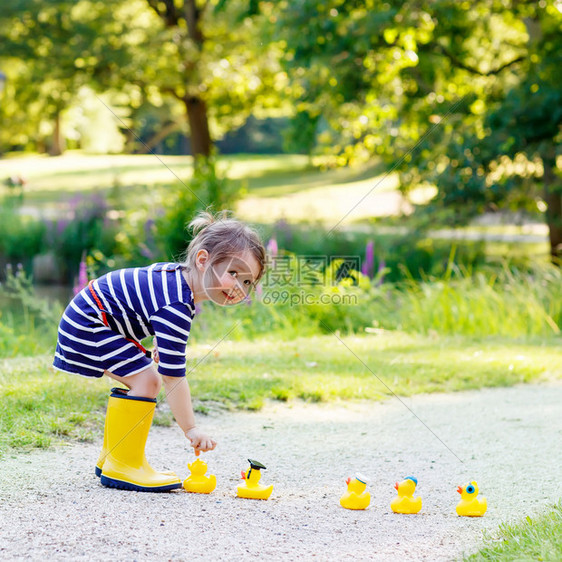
[56,219,69,236]
[73,259,89,295]
[139,244,155,260]
[363,240,374,279]
[267,238,278,257]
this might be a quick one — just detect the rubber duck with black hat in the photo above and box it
[237,459,274,500]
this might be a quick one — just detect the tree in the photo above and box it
[140,0,284,159]
[274,0,562,262]
[0,0,133,155]
[0,0,283,160]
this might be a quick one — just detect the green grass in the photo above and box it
[1,333,560,456]
[1,152,551,250]
[385,264,562,337]
[1,152,420,225]
[0,152,312,204]
[465,502,562,561]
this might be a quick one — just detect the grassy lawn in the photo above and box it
[1,152,426,225]
[466,502,562,561]
[1,332,560,457]
[0,152,312,203]
[2,153,550,248]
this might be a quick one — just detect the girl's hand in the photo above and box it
[153,341,159,363]
[185,427,217,456]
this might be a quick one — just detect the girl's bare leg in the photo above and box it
[104,365,161,399]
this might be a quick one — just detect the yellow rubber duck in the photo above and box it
[391,476,422,514]
[182,457,216,494]
[340,473,370,510]
[456,481,487,517]
[237,459,273,500]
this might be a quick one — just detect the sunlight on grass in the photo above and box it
[186,334,562,406]
[465,501,562,561]
[0,152,311,203]
[1,152,423,225]
[1,333,560,456]
[236,172,402,224]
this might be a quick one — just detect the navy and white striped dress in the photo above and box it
[53,263,195,379]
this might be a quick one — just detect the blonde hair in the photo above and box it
[183,210,266,281]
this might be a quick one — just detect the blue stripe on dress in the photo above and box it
[53,263,194,378]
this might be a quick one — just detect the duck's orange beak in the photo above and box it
[394,482,399,490]
[457,486,462,494]
[241,470,246,480]
[346,477,351,485]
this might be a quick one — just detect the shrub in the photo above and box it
[0,207,45,273]
[155,156,245,261]
[261,220,487,283]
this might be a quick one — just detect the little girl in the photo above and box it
[53,211,266,492]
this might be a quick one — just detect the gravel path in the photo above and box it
[1,382,561,561]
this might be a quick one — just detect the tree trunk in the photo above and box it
[49,109,64,156]
[543,157,562,265]
[184,95,212,159]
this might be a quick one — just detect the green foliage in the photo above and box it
[2,334,560,455]
[0,192,120,283]
[274,0,562,260]
[0,266,61,358]
[190,257,562,341]
[0,358,108,455]
[39,194,120,282]
[0,0,135,154]
[155,156,245,260]
[283,111,320,156]
[263,220,486,283]
[382,263,562,337]
[466,501,562,561]
[0,207,45,269]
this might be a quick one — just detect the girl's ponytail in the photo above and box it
[188,209,228,236]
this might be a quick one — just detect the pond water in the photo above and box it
[34,284,74,307]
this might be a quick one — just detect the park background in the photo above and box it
[0,1,561,559]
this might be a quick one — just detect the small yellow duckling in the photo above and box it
[391,476,422,514]
[182,457,216,494]
[237,459,273,500]
[456,481,487,517]
[340,473,370,510]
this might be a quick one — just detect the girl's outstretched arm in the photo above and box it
[161,375,216,454]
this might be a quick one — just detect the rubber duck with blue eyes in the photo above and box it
[391,476,422,514]
[456,481,487,517]
[237,459,273,500]
[182,457,217,494]
[340,473,371,510]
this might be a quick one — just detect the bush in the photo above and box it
[192,259,562,342]
[0,266,61,357]
[0,207,45,273]
[382,263,562,337]
[262,220,487,283]
[155,156,245,260]
[50,194,119,282]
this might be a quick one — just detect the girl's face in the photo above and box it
[200,250,262,306]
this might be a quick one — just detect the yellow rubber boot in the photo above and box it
[94,417,108,477]
[95,388,175,479]
[100,388,181,492]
